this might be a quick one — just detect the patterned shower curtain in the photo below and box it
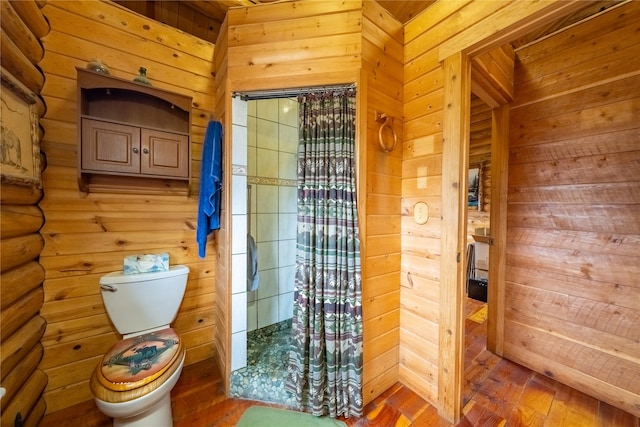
[285,90,363,418]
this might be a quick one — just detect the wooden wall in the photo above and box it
[1,1,49,426]
[467,95,491,238]
[37,0,217,413]
[505,1,640,417]
[401,0,585,414]
[220,0,404,405]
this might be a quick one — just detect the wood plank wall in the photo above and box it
[220,0,404,405]
[505,1,640,417]
[0,1,49,426]
[36,0,217,413]
[467,95,491,238]
[401,0,581,410]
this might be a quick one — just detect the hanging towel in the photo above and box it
[247,234,259,291]
[197,120,223,258]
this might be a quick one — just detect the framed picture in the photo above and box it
[468,165,481,210]
[1,67,41,188]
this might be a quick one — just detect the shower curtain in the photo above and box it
[285,90,363,418]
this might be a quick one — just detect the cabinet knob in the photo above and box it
[132,147,139,154]
[143,148,149,154]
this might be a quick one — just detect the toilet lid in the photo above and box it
[97,328,182,391]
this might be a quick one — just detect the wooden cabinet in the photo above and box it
[77,68,192,194]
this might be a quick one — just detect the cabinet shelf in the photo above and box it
[77,68,192,195]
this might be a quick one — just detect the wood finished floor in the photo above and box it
[41,299,639,426]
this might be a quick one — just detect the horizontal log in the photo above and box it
[0,343,43,412]
[0,28,44,93]
[1,261,44,309]
[40,331,118,370]
[1,288,44,342]
[1,234,44,273]
[2,369,48,427]
[0,205,44,239]
[22,397,46,427]
[9,0,50,40]
[0,183,43,205]
[1,1,44,64]
[1,315,46,381]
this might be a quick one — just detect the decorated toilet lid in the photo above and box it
[96,328,182,391]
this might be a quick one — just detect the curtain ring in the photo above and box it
[378,115,397,152]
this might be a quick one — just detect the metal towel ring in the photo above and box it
[376,112,397,152]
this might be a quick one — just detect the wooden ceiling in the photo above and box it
[114,0,621,48]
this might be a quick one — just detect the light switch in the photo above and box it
[414,201,429,224]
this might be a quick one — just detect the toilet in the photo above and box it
[90,265,189,427]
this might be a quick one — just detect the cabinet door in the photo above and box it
[140,129,189,178]
[82,119,140,174]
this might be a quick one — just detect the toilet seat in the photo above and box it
[90,328,184,404]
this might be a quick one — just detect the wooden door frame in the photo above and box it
[437,2,588,422]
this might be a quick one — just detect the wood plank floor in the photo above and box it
[41,299,639,426]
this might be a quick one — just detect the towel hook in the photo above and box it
[375,110,397,152]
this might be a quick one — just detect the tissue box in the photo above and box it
[124,253,169,275]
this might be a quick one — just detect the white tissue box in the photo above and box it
[124,253,169,275]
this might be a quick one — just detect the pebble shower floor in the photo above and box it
[229,319,296,406]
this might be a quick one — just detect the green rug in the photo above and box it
[237,406,347,426]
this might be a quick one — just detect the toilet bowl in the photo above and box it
[90,265,189,427]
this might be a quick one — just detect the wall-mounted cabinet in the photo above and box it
[77,68,192,195]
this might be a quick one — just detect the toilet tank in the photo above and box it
[99,265,189,336]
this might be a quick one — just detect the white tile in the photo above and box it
[231,331,247,371]
[232,97,247,127]
[250,213,257,237]
[232,292,247,333]
[257,268,278,299]
[231,215,247,255]
[257,185,278,214]
[256,148,278,179]
[231,175,247,215]
[247,146,257,177]
[247,116,257,148]
[279,151,297,180]
[256,98,279,122]
[279,98,298,127]
[232,124,247,166]
[257,213,279,242]
[279,124,298,154]
[247,301,257,332]
[279,265,296,294]
[257,240,278,270]
[278,292,294,322]
[279,239,296,267]
[256,118,278,150]
[247,289,257,303]
[257,296,279,328]
[231,253,247,294]
[279,186,297,213]
[279,213,297,240]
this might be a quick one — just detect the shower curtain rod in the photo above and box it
[233,83,357,101]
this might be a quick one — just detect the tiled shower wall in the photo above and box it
[246,98,298,332]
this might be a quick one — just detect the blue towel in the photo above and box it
[197,120,223,258]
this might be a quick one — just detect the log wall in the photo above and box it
[220,0,404,404]
[37,0,217,413]
[0,1,49,426]
[505,1,640,416]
